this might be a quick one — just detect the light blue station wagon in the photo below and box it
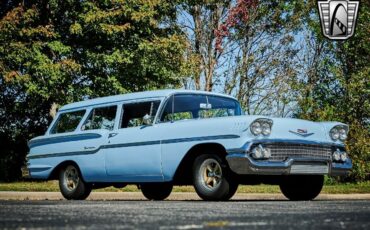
[24,89,352,201]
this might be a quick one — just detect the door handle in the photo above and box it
[108,133,118,138]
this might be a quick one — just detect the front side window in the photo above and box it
[160,94,241,122]
[160,94,206,122]
[82,106,117,131]
[121,101,160,128]
[198,96,241,118]
[51,110,86,134]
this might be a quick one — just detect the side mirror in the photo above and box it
[142,114,153,126]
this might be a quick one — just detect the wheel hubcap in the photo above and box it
[64,165,79,191]
[200,159,222,190]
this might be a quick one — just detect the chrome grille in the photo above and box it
[261,143,332,161]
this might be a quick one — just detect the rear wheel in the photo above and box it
[193,154,238,201]
[59,164,92,200]
[141,183,173,200]
[279,175,324,201]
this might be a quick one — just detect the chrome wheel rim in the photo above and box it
[63,165,79,192]
[199,159,222,190]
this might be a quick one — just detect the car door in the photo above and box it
[77,105,118,181]
[104,99,163,181]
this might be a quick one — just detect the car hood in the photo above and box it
[267,118,327,142]
[240,116,346,144]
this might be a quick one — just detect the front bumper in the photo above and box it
[226,153,352,176]
[226,139,352,176]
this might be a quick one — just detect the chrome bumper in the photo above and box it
[226,139,351,176]
[226,153,352,176]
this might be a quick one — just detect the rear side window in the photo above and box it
[82,106,117,131]
[51,110,86,134]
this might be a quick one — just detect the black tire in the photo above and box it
[193,154,238,201]
[224,181,239,200]
[141,183,173,200]
[59,164,92,200]
[279,175,324,201]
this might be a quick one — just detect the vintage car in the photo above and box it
[24,89,352,201]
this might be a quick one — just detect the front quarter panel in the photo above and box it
[159,115,264,181]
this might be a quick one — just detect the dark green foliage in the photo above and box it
[0,0,186,181]
[295,1,369,181]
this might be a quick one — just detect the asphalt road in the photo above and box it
[1,199,370,229]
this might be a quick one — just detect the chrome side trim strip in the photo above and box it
[29,133,102,148]
[161,135,240,144]
[27,134,240,159]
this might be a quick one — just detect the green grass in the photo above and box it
[1,181,370,194]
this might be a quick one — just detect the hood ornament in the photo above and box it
[289,129,314,137]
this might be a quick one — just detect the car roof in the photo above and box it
[59,89,237,112]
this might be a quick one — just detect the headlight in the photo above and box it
[250,121,262,135]
[250,119,273,136]
[330,128,339,140]
[262,123,271,135]
[332,149,348,162]
[251,145,263,158]
[333,151,341,161]
[251,144,271,159]
[339,128,347,141]
[340,152,348,161]
[330,125,348,141]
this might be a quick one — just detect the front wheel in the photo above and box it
[59,164,92,200]
[279,175,324,201]
[141,183,173,200]
[193,154,238,201]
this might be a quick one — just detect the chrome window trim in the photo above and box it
[80,105,118,131]
[119,97,164,128]
[48,109,87,135]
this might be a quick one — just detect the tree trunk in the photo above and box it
[193,5,202,90]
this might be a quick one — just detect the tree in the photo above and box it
[0,0,187,181]
[177,0,233,91]
[214,1,311,116]
[178,0,301,112]
[294,1,370,181]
